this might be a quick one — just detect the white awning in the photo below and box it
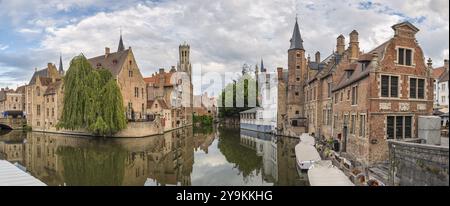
[0,160,46,186]
[295,142,321,164]
[308,160,354,186]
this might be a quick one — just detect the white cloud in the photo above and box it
[1,0,449,92]
[0,44,9,50]
[17,28,42,34]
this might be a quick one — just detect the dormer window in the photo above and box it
[113,59,118,64]
[361,62,367,71]
[397,48,413,66]
[96,63,102,68]
[346,70,353,78]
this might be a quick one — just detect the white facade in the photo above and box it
[438,81,448,107]
[258,71,278,130]
[240,71,278,133]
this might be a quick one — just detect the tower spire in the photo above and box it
[118,28,125,52]
[58,53,64,75]
[261,58,265,72]
[289,16,304,51]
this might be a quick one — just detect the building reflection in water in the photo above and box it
[0,127,306,186]
[0,128,196,186]
[239,129,307,186]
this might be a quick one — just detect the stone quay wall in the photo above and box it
[388,140,449,186]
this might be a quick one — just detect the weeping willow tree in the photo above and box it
[58,54,127,136]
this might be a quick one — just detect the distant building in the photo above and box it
[240,59,278,133]
[144,43,194,131]
[432,59,449,109]
[25,62,64,131]
[0,86,25,118]
[436,60,449,108]
[193,92,217,117]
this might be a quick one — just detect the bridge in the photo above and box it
[0,118,26,130]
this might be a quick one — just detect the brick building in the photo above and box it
[311,22,433,165]
[25,61,64,131]
[144,43,194,131]
[88,34,147,121]
[278,19,435,166]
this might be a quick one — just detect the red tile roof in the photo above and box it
[144,72,175,87]
[432,67,446,79]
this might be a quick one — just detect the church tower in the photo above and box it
[178,43,192,80]
[287,17,307,117]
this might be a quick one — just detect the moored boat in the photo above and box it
[307,160,354,186]
[295,142,321,171]
[300,133,315,146]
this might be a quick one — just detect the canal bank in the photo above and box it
[12,121,194,138]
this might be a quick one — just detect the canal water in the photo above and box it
[0,127,307,186]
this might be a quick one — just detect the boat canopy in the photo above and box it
[295,142,321,165]
[300,133,315,146]
[308,160,354,186]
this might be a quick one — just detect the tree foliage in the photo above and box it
[58,54,127,136]
[218,73,258,118]
[217,127,262,180]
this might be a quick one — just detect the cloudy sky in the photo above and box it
[0,0,448,95]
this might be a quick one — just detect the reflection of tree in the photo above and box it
[193,125,213,134]
[217,127,262,181]
[57,146,127,186]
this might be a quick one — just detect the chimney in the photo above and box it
[337,35,345,55]
[105,47,110,56]
[444,59,449,70]
[349,30,360,62]
[47,63,52,70]
[315,51,321,63]
[159,68,165,74]
[277,67,283,80]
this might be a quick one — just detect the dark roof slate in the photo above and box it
[88,49,129,76]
